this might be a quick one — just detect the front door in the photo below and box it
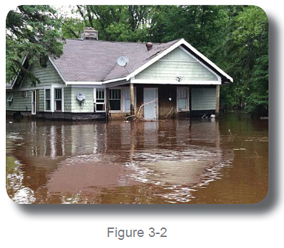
[143,88,158,120]
[31,90,36,115]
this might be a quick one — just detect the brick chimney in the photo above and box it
[146,42,153,51]
[81,27,98,40]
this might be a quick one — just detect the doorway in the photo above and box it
[143,88,158,120]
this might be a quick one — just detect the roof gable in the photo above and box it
[126,39,233,83]
[135,46,219,82]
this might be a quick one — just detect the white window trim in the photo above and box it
[7,93,13,102]
[21,91,28,98]
[108,87,137,113]
[53,87,64,112]
[31,90,36,115]
[176,87,189,112]
[44,87,52,112]
[109,88,122,113]
[94,88,106,113]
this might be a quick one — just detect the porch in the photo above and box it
[97,84,220,120]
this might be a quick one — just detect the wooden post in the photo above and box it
[105,88,109,120]
[130,82,135,116]
[215,85,220,116]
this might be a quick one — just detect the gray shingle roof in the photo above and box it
[50,39,181,82]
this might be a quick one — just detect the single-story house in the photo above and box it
[6,28,233,120]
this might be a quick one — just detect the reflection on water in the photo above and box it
[6,112,268,204]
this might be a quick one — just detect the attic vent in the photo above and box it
[146,42,153,51]
[81,27,98,40]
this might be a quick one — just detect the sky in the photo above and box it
[52,5,82,19]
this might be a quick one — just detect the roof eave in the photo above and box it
[180,39,233,83]
[49,57,67,84]
[65,76,128,86]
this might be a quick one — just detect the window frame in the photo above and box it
[54,87,64,112]
[44,88,51,112]
[94,88,106,113]
[176,87,189,112]
[21,91,28,98]
[7,93,13,102]
[109,88,122,112]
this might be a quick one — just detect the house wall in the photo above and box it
[7,60,65,114]
[191,87,216,111]
[71,87,94,113]
[135,47,218,82]
[64,86,72,112]
[22,60,64,88]
[6,91,31,112]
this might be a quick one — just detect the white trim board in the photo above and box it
[181,39,233,83]
[131,79,221,85]
[11,84,66,91]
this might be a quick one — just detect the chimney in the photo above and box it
[81,27,98,40]
[146,42,153,51]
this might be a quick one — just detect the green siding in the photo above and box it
[136,47,218,82]
[22,60,64,88]
[7,60,65,113]
[39,89,44,111]
[6,91,31,112]
[71,87,94,113]
[191,87,216,111]
[64,86,72,112]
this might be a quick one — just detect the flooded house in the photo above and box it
[6,28,233,121]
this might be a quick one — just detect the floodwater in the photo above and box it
[6,112,268,204]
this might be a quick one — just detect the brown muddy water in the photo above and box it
[6,112,268,204]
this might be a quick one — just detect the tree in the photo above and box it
[62,17,84,38]
[66,5,153,42]
[6,5,63,85]
[219,6,268,116]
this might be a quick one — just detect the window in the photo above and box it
[109,89,121,111]
[94,88,106,112]
[54,88,62,111]
[45,89,51,111]
[7,93,13,105]
[124,88,130,112]
[177,87,189,111]
[21,91,28,98]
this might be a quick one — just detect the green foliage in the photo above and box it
[6,5,63,85]
[220,6,268,116]
[62,18,84,38]
[64,5,153,42]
